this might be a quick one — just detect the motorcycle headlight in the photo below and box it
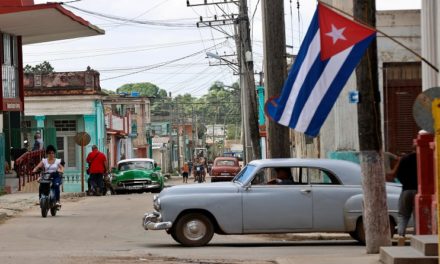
[153,195,161,211]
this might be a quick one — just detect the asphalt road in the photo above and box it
[0,178,380,264]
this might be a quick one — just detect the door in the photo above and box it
[242,167,312,232]
[384,62,422,154]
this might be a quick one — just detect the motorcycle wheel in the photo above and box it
[50,207,57,216]
[41,207,48,218]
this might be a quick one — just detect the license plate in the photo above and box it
[221,173,230,176]
[126,186,142,190]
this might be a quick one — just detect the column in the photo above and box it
[34,115,45,128]
[421,0,438,91]
[84,115,96,152]
[414,133,435,234]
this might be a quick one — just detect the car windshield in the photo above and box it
[215,160,236,166]
[232,165,256,184]
[118,161,153,171]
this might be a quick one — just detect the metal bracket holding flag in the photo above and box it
[265,2,376,137]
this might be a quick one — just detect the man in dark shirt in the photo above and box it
[388,151,417,237]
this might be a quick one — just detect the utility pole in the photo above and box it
[353,0,391,253]
[261,0,290,158]
[238,0,261,162]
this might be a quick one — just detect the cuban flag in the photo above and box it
[265,3,376,137]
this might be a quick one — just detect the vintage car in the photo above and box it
[111,158,164,194]
[142,158,402,246]
[210,157,241,182]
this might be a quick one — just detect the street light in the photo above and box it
[206,52,239,73]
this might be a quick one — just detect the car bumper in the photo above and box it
[114,183,161,191]
[142,211,172,230]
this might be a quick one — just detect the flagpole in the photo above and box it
[318,0,439,73]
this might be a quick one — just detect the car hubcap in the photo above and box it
[183,219,206,241]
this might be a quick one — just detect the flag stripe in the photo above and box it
[304,33,376,136]
[295,47,352,132]
[273,11,319,121]
[264,4,376,137]
[279,31,321,126]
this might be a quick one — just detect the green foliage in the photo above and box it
[116,82,167,98]
[101,89,116,95]
[24,61,54,74]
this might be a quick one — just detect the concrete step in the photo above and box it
[411,235,438,256]
[380,246,438,264]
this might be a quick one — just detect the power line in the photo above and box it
[101,41,228,81]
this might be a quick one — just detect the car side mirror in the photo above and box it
[154,166,161,171]
[111,167,117,173]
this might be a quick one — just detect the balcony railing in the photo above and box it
[14,150,45,191]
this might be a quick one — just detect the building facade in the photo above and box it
[0,0,103,191]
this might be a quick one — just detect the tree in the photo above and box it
[101,89,116,95]
[354,0,391,253]
[116,82,167,98]
[24,61,54,74]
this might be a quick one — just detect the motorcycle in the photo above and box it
[39,172,62,217]
[194,165,205,183]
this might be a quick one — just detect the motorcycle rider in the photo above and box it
[32,145,64,206]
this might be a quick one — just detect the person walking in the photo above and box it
[32,132,44,151]
[387,151,418,242]
[182,162,189,183]
[86,145,108,196]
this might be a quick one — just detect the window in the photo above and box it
[307,168,340,185]
[250,166,340,185]
[54,120,77,168]
[54,120,77,131]
[2,34,18,99]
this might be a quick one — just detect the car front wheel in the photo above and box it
[171,213,214,246]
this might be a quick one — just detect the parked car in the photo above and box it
[142,158,403,246]
[111,158,164,194]
[210,157,241,182]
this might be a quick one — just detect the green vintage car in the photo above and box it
[111,158,164,194]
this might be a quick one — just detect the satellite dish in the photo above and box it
[413,87,440,134]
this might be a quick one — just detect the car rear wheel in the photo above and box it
[354,217,396,244]
[172,213,214,247]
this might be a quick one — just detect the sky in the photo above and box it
[25,0,421,97]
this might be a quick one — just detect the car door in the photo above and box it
[309,168,361,231]
[242,167,313,232]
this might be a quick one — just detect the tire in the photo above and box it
[50,207,57,216]
[41,208,48,218]
[172,213,214,246]
[354,217,396,244]
[354,218,366,244]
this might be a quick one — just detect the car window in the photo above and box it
[233,165,256,184]
[215,160,236,166]
[118,161,153,171]
[251,167,307,185]
[307,168,340,185]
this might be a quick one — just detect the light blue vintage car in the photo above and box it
[142,158,402,246]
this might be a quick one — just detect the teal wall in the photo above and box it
[327,151,360,164]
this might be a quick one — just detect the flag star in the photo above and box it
[325,24,347,44]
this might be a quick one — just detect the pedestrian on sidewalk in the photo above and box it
[86,145,108,196]
[181,162,189,183]
[387,151,418,238]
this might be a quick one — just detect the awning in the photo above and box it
[0,3,104,44]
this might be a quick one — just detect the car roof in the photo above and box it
[117,158,155,164]
[214,157,238,161]
[248,158,361,185]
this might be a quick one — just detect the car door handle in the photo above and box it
[300,189,311,194]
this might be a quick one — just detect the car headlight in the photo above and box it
[153,195,161,211]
